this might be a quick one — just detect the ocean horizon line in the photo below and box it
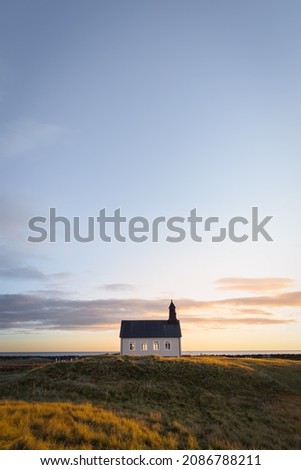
[0,349,300,357]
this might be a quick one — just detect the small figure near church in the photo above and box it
[119,300,182,356]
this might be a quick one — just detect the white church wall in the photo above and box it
[121,337,181,356]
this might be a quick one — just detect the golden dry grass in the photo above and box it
[0,401,184,450]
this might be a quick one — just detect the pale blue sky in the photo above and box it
[0,1,301,351]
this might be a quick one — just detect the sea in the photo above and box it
[0,350,300,357]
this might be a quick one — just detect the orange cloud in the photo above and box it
[178,291,301,310]
[183,316,295,327]
[230,308,273,316]
[215,277,295,293]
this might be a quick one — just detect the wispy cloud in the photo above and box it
[231,308,273,316]
[26,290,71,298]
[215,291,301,308]
[177,292,301,310]
[215,277,295,293]
[0,118,68,158]
[100,283,136,292]
[0,266,47,280]
[0,247,73,283]
[51,272,73,281]
[183,316,294,326]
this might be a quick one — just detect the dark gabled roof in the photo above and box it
[119,320,182,338]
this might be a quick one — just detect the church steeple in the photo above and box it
[168,300,177,322]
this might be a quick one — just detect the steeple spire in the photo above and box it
[168,300,177,322]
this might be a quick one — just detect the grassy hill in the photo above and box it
[0,355,300,449]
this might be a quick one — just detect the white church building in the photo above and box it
[119,301,182,356]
